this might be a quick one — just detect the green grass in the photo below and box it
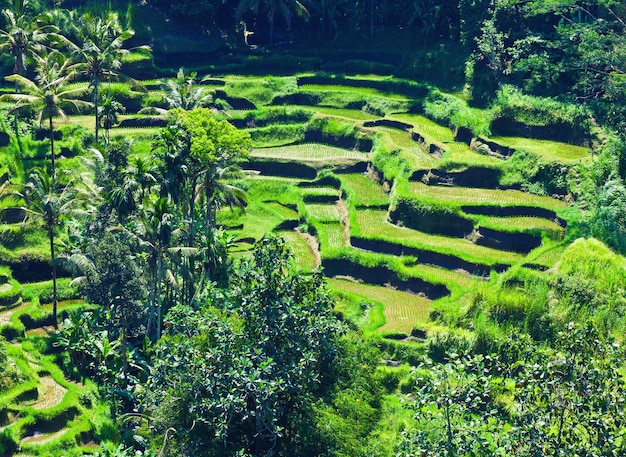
[328,278,431,335]
[340,174,389,207]
[390,113,456,143]
[316,222,347,251]
[276,230,317,271]
[405,182,568,212]
[377,128,439,170]
[299,84,411,101]
[475,215,565,239]
[490,136,592,163]
[352,208,524,265]
[314,107,380,121]
[306,203,341,222]
[251,143,367,161]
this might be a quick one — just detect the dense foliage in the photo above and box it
[0,1,625,456]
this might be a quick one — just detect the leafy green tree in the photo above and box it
[399,324,626,457]
[142,236,344,456]
[81,232,147,380]
[153,108,250,305]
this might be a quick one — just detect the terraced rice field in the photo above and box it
[340,174,389,207]
[327,278,431,335]
[278,230,318,270]
[252,143,367,161]
[352,208,524,265]
[491,136,591,163]
[476,216,565,239]
[306,203,342,222]
[407,182,568,211]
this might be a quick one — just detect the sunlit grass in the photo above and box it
[277,230,317,271]
[315,106,380,120]
[299,84,410,101]
[306,203,341,222]
[406,182,568,211]
[390,113,456,143]
[252,143,367,160]
[476,215,565,239]
[491,136,592,163]
[340,173,390,207]
[328,278,431,334]
[352,208,524,265]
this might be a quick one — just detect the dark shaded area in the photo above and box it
[363,119,413,131]
[490,118,592,146]
[0,131,10,147]
[474,227,542,254]
[389,198,474,237]
[118,116,168,128]
[303,130,373,152]
[247,159,318,179]
[411,166,502,188]
[322,257,450,300]
[303,195,338,203]
[461,205,566,227]
[213,90,257,110]
[350,236,509,277]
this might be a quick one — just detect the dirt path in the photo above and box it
[297,229,322,268]
[337,198,351,246]
[0,301,28,327]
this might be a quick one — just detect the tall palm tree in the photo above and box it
[69,13,143,143]
[1,52,91,182]
[19,168,78,327]
[0,0,60,85]
[236,0,313,44]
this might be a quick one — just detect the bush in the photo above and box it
[490,85,592,144]
[424,90,491,136]
[389,197,474,237]
[0,279,21,308]
[97,83,146,113]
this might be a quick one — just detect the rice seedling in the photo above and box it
[489,136,591,163]
[406,182,568,211]
[314,107,380,121]
[252,143,366,160]
[340,173,389,207]
[475,216,565,239]
[277,230,317,271]
[327,278,431,335]
[352,208,524,265]
[306,203,341,222]
[316,222,347,251]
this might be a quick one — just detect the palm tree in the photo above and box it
[312,0,347,39]
[1,52,91,182]
[163,68,212,110]
[69,13,144,143]
[99,95,125,143]
[19,168,77,327]
[0,0,60,85]
[236,0,313,44]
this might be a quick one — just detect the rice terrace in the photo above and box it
[0,0,626,456]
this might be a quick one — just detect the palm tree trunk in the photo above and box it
[49,225,58,328]
[49,115,56,183]
[94,82,100,143]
